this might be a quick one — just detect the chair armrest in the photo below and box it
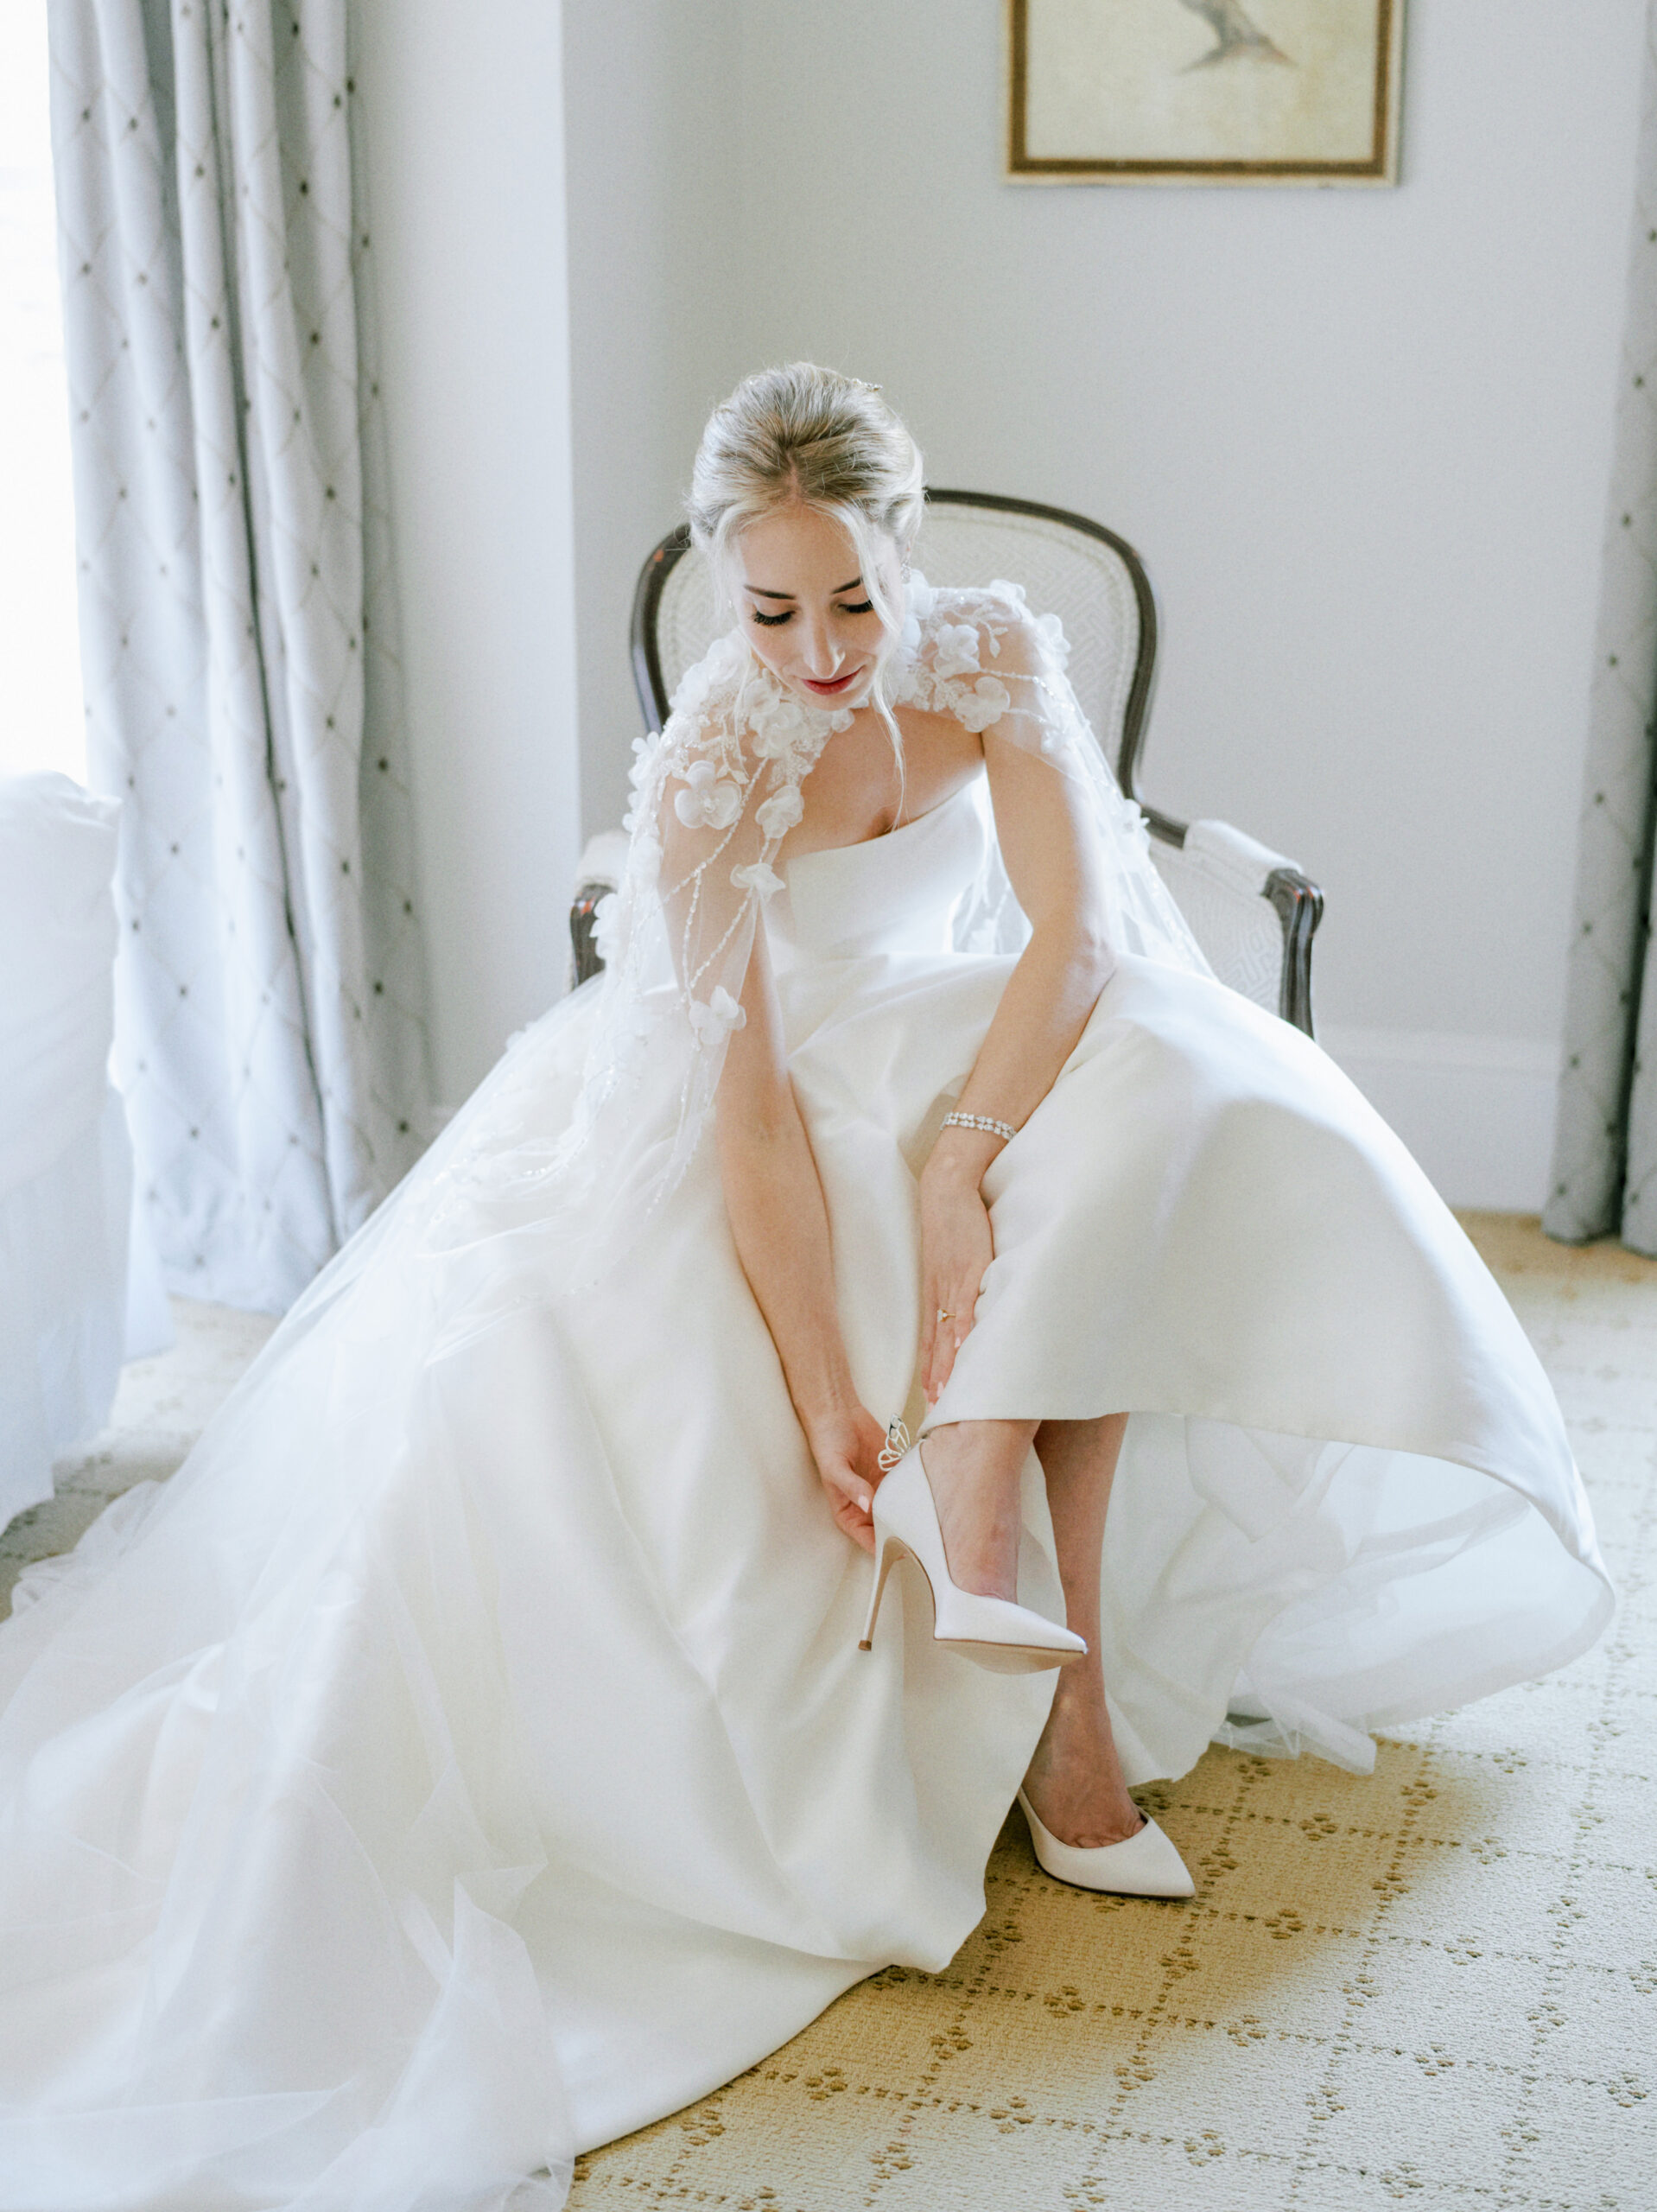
[1146,817,1323,1036]
[568,830,630,989]
[1177,817,1298,894]
[568,814,1324,1034]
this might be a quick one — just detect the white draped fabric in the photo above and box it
[1546,2,1657,1255]
[47,0,429,1312]
[0,774,149,1524]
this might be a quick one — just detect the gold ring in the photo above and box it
[936,1307,951,1324]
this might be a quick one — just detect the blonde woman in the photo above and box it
[0,367,1610,2209]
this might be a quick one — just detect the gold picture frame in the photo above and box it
[1008,0,1405,186]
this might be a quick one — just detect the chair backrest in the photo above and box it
[631,491,1159,801]
[619,495,1321,1033]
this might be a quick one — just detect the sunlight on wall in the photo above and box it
[0,0,86,784]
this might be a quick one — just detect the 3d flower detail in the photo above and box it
[632,828,663,883]
[731,861,784,900]
[1032,609,1069,665]
[750,678,850,763]
[673,759,744,830]
[953,676,1012,734]
[670,632,744,718]
[747,693,813,764]
[755,785,804,839]
[591,891,621,964]
[931,621,981,681]
[689,986,746,1044]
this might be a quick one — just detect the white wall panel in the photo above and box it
[351,0,581,1106]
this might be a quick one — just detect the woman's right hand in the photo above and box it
[805,1402,890,1554]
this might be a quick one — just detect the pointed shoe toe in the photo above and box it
[1017,1789,1195,1898]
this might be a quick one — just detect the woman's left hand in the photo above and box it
[919,1157,996,1405]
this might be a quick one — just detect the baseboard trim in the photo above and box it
[1318,1027,1560,1213]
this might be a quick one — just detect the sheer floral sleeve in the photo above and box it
[559,635,850,1227]
[896,578,1209,974]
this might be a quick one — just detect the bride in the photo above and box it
[0,365,1612,2210]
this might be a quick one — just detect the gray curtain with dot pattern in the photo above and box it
[48,0,430,1311]
[1546,6,1657,1258]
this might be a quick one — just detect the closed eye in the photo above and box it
[750,598,875,628]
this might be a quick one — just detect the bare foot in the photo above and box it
[918,1426,1025,1600]
[1022,1668,1145,1849]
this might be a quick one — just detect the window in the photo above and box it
[1,0,86,783]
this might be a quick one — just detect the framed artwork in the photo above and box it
[1007,0,1405,186]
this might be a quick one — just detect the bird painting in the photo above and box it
[1176,0,1293,68]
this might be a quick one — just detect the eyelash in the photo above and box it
[752,600,874,628]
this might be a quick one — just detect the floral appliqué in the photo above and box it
[689,986,746,1046]
[731,861,784,900]
[951,676,1012,734]
[674,759,745,831]
[931,621,982,681]
[591,891,621,966]
[755,784,804,840]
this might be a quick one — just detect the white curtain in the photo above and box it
[48,0,430,1312]
[1546,4,1657,1257]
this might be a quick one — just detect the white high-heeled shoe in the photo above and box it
[1017,1789,1195,1898]
[858,1442,1087,1674]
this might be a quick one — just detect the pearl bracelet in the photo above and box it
[942,1110,1016,1142]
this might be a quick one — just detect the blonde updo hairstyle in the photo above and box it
[688,364,924,786]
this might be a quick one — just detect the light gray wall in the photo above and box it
[351,0,581,1106]
[562,1,746,839]
[721,0,1642,1048]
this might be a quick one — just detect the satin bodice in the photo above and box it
[768,782,987,967]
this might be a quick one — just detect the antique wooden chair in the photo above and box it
[571,490,1322,1033]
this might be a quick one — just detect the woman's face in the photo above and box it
[734,503,904,709]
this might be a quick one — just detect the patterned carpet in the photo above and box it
[4,1217,1651,2209]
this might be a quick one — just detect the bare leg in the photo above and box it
[922,1413,1143,1846]
[1023,1414,1142,1847]
[917,1418,1037,1599]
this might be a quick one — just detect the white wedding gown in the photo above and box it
[0,591,1613,2212]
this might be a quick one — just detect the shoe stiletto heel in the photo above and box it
[857,1440,1087,1675]
[1017,1789,1195,1898]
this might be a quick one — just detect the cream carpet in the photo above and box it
[4,1217,1651,2209]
